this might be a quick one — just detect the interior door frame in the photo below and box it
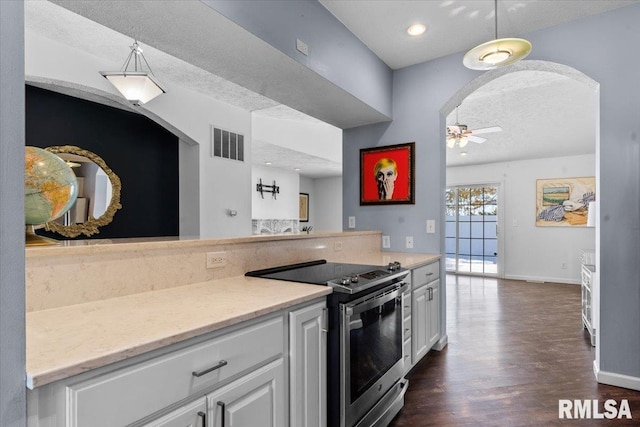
[445,180,505,278]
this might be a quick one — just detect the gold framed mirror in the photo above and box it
[44,145,122,237]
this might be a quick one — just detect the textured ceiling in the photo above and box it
[320,0,637,70]
[446,70,597,167]
[27,1,606,175]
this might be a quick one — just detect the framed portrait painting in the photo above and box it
[299,193,309,222]
[360,142,415,205]
[535,176,595,227]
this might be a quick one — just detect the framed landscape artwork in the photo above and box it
[299,193,309,222]
[535,177,595,227]
[360,142,415,205]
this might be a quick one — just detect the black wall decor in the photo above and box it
[26,85,179,239]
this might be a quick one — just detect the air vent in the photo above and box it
[211,126,244,162]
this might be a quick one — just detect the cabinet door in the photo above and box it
[207,359,285,427]
[412,285,429,363]
[289,301,327,427]
[427,283,440,349]
[143,399,206,427]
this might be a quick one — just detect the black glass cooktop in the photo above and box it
[246,259,408,294]
[246,259,385,284]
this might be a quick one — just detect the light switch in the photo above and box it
[406,236,413,249]
[348,216,356,228]
[382,236,390,248]
[426,220,435,234]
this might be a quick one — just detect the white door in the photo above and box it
[446,185,500,276]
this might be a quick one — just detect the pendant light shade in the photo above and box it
[100,41,166,105]
[463,1,532,70]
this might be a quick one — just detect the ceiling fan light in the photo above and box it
[447,138,456,149]
[458,137,469,148]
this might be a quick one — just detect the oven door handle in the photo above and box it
[345,285,403,317]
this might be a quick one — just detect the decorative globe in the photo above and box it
[24,146,78,225]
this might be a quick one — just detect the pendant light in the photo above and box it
[100,40,166,105]
[463,0,531,70]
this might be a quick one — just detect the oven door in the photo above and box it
[340,281,408,427]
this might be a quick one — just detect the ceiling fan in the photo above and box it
[447,106,502,148]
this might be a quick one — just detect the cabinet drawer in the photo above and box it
[402,291,412,318]
[403,316,412,341]
[412,262,439,287]
[403,339,412,365]
[67,317,284,427]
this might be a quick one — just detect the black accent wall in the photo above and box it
[26,85,179,239]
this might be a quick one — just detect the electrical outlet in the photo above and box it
[406,236,414,249]
[334,241,343,251]
[348,216,356,228]
[382,235,390,248]
[426,220,435,234]
[206,252,227,269]
[296,38,309,56]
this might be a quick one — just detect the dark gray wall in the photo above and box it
[201,0,393,119]
[344,5,640,379]
[0,1,26,426]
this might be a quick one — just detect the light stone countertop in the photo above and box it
[26,276,331,389]
[25,250,440,389]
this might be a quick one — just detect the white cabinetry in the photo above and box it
[27,298,326,427]
[289,302,327,427]
[143,399,206,427]
[581,264,595,347]
[207,359,285,427]
[410,261,440,368]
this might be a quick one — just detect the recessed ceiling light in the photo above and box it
[294,168,301,171]
[460,152,468,156]
[407,23,426,36]
[265,161,272,165]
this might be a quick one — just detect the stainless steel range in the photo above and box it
[246,259,410,427]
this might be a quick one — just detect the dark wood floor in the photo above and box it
[390,275,640,426]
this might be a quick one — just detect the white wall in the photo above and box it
[252,113,342,163]
[25,30,253,238]
[251,165,299,220]
[300,176,342,232]
[447,154,595,284]
[313,177,342,232]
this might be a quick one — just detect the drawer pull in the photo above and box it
[405,328,410,333]
[197,411,206,427]
[217,401,226,427]
[192,360,228,377]
[425,272,434,277]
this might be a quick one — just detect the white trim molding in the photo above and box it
[594,360,640,391]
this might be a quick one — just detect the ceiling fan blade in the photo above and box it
[470,126,502,135]
[469,135,487,144]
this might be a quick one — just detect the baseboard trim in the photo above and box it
[433,335,448,351]
[594,361,640,391]
[504,274,580,285]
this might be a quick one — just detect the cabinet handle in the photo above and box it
[321,307,328,333]
[405,328,410,333]
[404,305,410,310]
[197,411,206,427]
[428,288,433,301]
[425,272,434,277]
[192,360,227,377]
[217,401,226,427]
